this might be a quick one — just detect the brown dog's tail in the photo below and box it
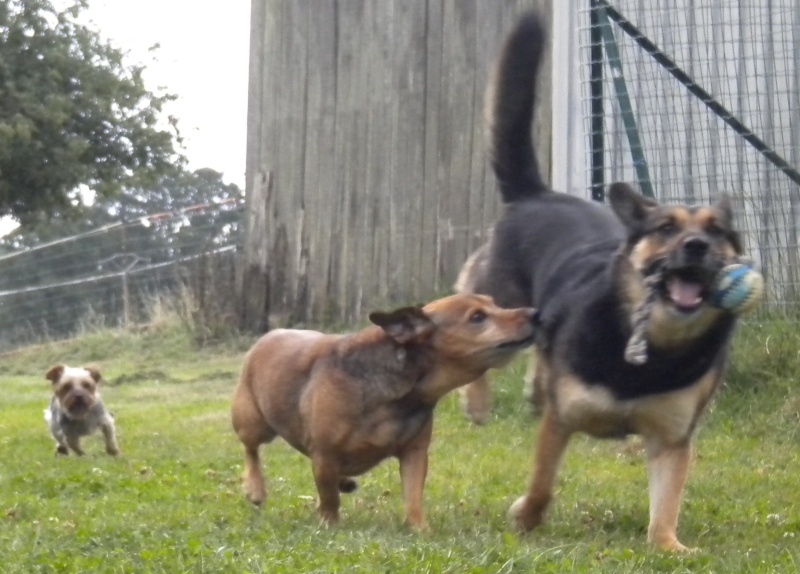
[486,11,549,203]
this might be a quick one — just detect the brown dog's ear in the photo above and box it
[369,306,434,344]
[608,182,657,231]
[45,365,64,384]
[84,367,102,383]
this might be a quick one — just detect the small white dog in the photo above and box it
[44,365,120,456]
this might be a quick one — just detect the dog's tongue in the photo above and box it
[666,277,703,308]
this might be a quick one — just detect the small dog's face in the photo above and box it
[610,183,742,315]
[422,294,538,368]
[46,365,102,419]
[370,295,537,375]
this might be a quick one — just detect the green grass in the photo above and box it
[0,320,798,573]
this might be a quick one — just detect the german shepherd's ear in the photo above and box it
[715,193,734,223]
[608,182,657,231]
[714,193,743,254]
[369,306,435,344]
[46,365,65,384]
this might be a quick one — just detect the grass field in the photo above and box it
[0,317,798,573]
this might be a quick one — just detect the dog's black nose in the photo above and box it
[528,308,540,326]
[683,237,709,258]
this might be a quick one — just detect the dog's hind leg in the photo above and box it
[645,438,694,552]
[522,350,545,415]
[509,406,571,532]
[232,382,276,506]
[459,375,492,425]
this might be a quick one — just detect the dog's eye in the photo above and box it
[706,223,725,236]
[657,222,677,235]
[62,382,73,392]
[81,382,93,390]
[469,310,487,324]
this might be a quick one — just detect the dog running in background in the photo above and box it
[231,294,537,530]
[45,365,120,457]
[456,12,746,551]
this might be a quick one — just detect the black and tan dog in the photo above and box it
[457,13,745,551]
[231,294,537,529]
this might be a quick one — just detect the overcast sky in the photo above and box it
[84,1,251,189]
[0,2,250,237]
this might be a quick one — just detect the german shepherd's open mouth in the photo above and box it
[659,265,716,314]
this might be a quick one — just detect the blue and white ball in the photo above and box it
[711,264,765,315]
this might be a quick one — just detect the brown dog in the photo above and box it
[231,294,537,529]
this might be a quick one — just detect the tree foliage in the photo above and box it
[0,167,242,348]
[0,0,182,223]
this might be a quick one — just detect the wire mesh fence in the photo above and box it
[0,200,243,353]
[579,0,800,313]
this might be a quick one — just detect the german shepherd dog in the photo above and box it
[457,12,745,551]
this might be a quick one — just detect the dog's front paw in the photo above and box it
[508,495,546,533]
[244,484,266,507]
[651,533,697,553]
[405,516,430,533]
[668,541,698,553]
[317,509,340,527]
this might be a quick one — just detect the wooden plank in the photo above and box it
[437,0,478,290]
[256,0,282,321]
[272,1,308,322]
[304,1,338,322]
[238,0,266,328]
[331,2,364,322]
[362,0,394,312]
[237,172,272,333]
[420,0,444,298]
[244,0,265,209]
[390,0,428,302]
[469,1,502,253]
[344,2,371,322]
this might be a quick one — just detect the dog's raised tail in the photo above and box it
[486,11,549,203]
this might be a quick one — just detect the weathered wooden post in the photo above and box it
[237,170,272,333]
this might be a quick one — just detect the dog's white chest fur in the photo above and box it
[556,370,718,444]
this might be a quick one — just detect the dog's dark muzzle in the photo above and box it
[63,392,93,417]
